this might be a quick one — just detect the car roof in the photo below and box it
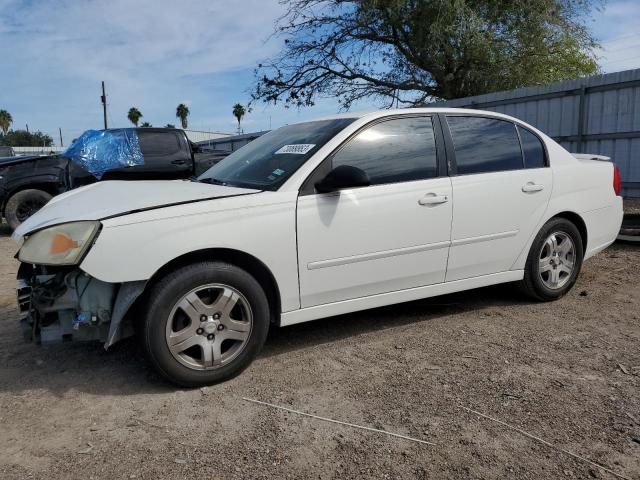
[313,107,514,122]
[310,107,547,136]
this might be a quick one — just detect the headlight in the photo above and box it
[19,221,100,265]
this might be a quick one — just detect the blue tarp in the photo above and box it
[62,129,144,179]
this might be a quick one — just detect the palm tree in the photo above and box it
[176,104,189,129]
[232,103,246,134]
[127,107,143,127]
[140,122,152,127]
[0,110,13,136]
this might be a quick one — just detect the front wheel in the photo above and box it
[141,261,270,387]
[5,189,53,230]
[520,217,584,301]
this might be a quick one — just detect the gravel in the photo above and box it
[0,223,638,480]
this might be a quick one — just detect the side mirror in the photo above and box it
[315,165,370,193]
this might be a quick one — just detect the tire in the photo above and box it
[520,217,584,301]
[5,189,53,231]
[141,261,270,387]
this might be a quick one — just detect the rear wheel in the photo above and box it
[520,217,583,301]
[141,261,270,387]
[5,189,52,230]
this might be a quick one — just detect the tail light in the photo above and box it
[613,164,622,196]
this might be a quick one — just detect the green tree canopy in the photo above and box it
[232,103,246,133]
[127,107,143,127]
[140,121,152,127]
[165,123,176,128]
[253,0,601,108]
[0,110,13,135]
[176,104,190,129]
[0,130,53,147]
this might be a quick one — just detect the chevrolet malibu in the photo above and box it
[13,109,624,386]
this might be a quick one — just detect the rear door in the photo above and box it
[443,114,552,281]
[296,115,453,307]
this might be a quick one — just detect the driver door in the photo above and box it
[296,115,453,308]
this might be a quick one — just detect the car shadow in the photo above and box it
[0,283,529,396]
[0,224,12,237]
[262,285,518,358]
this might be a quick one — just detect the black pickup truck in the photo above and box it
[0,128,227,230]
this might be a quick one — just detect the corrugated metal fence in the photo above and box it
[434,68,640,197]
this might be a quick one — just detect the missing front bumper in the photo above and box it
[17,264,146,347]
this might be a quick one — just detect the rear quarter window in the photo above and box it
[517,126,547,169]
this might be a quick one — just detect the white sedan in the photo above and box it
[13,108,623,386]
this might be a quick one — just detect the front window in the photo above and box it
[198,118,356,190]
[331,116,438,185]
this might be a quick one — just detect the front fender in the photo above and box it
[80,194,300,312]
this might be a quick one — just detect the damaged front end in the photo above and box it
[17,263,145,348]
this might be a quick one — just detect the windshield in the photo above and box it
[198,118,356,190]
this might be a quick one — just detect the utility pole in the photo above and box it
[101,81,108,129]
[59,127,63,148]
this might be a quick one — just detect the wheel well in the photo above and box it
[146,249,282,325]
[553,211,588,254]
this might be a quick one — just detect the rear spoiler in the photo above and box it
[571,153,611,162]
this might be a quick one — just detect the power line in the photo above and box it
[600,42,640,53]
[601,54,640,66]
[599,31,640,44]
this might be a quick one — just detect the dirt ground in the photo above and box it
[625,198,640,215]
[0,213,638,480]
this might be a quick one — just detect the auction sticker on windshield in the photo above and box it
[274,144,316,155]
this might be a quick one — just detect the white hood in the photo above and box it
[13,180,259,240]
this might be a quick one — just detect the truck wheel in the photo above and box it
[5,189,53,230]
[141,261,270,387]
[520,217,584,301]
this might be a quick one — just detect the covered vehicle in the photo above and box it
[13,108,623,387]
[0,128,226,230]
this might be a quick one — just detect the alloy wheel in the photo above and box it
[538,231,576,289]
[165,284,253,370]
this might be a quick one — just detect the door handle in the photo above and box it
[418,193,449,206]
[171,159,187,165]
[522,182,544,193]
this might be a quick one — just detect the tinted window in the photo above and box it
[447,116,523,174]
[137,131,183,156]
[518,126,546,168]
[199,118,355,190]
[332,116,437,185]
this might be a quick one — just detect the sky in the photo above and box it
[1,0,639,145]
